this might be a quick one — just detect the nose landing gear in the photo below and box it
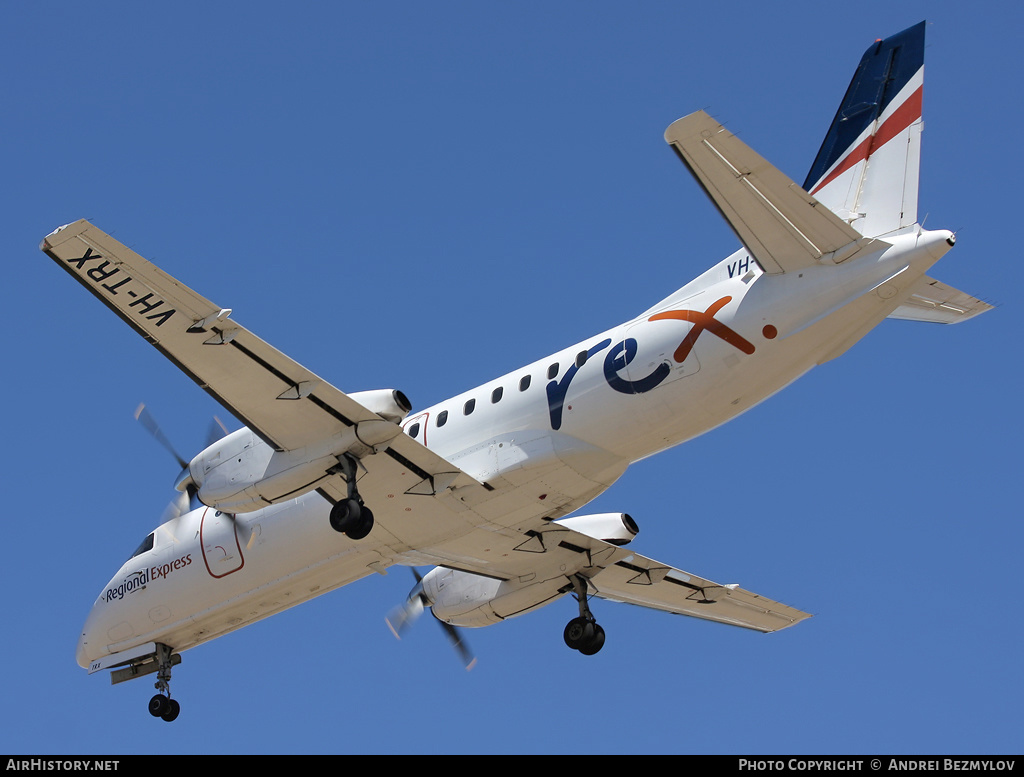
[147,644,180,722]
[148,693,180,722]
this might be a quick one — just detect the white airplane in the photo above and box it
[42,21,989,722]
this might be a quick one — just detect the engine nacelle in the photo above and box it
[420,567,506,628]
[180,415,403,513]
[554,512,638,546]
[348,389,412,424]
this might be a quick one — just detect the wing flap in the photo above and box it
[665,111,884,274]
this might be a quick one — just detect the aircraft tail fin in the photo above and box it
[803,21,926,239]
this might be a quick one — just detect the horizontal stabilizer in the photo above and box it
[665,111,881,275]
[888,275,994,324]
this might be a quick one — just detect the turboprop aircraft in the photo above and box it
[42,21,990,722]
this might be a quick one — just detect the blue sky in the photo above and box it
[3,1,1019,755]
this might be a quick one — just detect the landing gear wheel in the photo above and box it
[161,698,180,722]
[578,623,606,655]
[329,499,374,539]
[330,498,361,533]
[564,618,604,654]
[345,506,374,540]
[148,694,169,718]
[563,617,595,650]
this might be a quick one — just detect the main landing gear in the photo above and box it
[329,453,374,540]
[563,574,606,655]
[147,644,180,722]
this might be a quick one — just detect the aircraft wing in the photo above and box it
[582,542,809,633]
[665,111,887,274]
[39,220,475,494]
[887,274,994,324]
[390,517,809,633]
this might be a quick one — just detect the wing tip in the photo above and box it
[664,109,720,145]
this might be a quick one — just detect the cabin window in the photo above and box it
[491,386,503,404]
[547,363,559,379]
[519,375,531,391]
[464,398,476,415]
[575,350,588,367]
[436,410,448,427]
[407,422,420,439]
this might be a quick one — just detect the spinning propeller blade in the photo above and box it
[386,569,476,671]
[385,594,425,638]
[438,620,476,671]
[386,568,426,637]
[206,416,229,447]
[135,403,232,518]
[134,403,188,470]
[159,490,192,526]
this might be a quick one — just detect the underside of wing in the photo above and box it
[387,514,810,634]
[887,274,994,324]
[41,220,369,452]
[665,111,886,274]
[586,547,810,633]
[40,220,480,505]
[515,521,809,632]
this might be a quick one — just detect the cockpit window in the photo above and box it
[130,532,154,560]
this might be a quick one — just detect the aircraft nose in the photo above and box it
[76,605,99,669]
[75,629,89,669]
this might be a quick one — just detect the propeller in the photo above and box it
[386,569,477,671]
[158,490,192,525]
[134,402,189,471]
[133,404,262,558]
[437,618,476,672]
[135,403,230,522]
[205,415,229,448]
[385,570,426,635]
